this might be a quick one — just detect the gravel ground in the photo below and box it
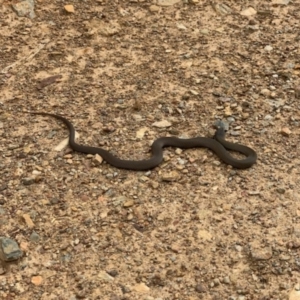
[1,1,300,299]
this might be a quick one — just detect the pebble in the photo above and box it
[32,170,41,175]
[224,106,232,116]
[151,181,159,189]
[31,275,43,286]
[260,88,271,96]
[133,282,150,293]
[223,276,231,284]
[136,127,148,139]
[64,5,75,13]
[112,196,128,206]
[247,24,260,31]
[149,5,160,12]
[93,154,103,166]
[272,0,291,4]
[264,114,273,120]
[276,187,286,194]
[12,0,35,19]
[175,148,183,155]
[235,245,243,252]
[213,3,232,15]
[106,270,118,277]
[281,127,291,136]
[123,199,135,207]
[161,170,181,182]
[195,283,207,292]
[139,176,149,182]
[240,7,257,16]
[106,173,114,179]
[0,237,23,262]
[177,158,185,165]
[104,189,116,197]
[30,231,40,243]
[264,45,273,52]
[132,114,143,121]
[190,89,199,95]
[22,213,35,228]
[98,271,114,281]
[152,120,172,128]
[177,23,187,30]
[200,31,210,39]
[8,144,20,150]
[230,131,241,136]
[279,254,291,261]
[22,177,35,185]
[157,0,181,6]
[250,243,272,260]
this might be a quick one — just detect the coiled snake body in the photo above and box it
[25,112,257,170]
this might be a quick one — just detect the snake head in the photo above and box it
[213,120,228,139]
[214,120,229,131]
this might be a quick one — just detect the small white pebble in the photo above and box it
[264,45,273,51]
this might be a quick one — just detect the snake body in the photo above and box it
[25,112,257,170]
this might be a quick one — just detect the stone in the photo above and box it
[161,171,181,182]
[93,154,103,166]
[157,0,181,6]
[123,199,135,207]
[280,127,291,136]
[31,276,43,286]
[149,5,160,12]
[0,237,23,262]
[64,5,75,13]
[250,243,272,260]
[152,120,172,128]
[240,7,257,16]
[22,214,35,228]
[12,0,35,19]
[133,282,150,293]
[260,88,271,96]
[264,45,273,51]
[195,283,207,292]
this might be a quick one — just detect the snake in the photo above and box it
[23,112,257,170]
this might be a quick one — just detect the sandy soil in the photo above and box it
[1,0,300,299]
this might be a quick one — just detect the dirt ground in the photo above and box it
[1,0,300,299]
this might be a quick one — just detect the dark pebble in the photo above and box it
[195,283,207,293]
[107,269,118,277]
